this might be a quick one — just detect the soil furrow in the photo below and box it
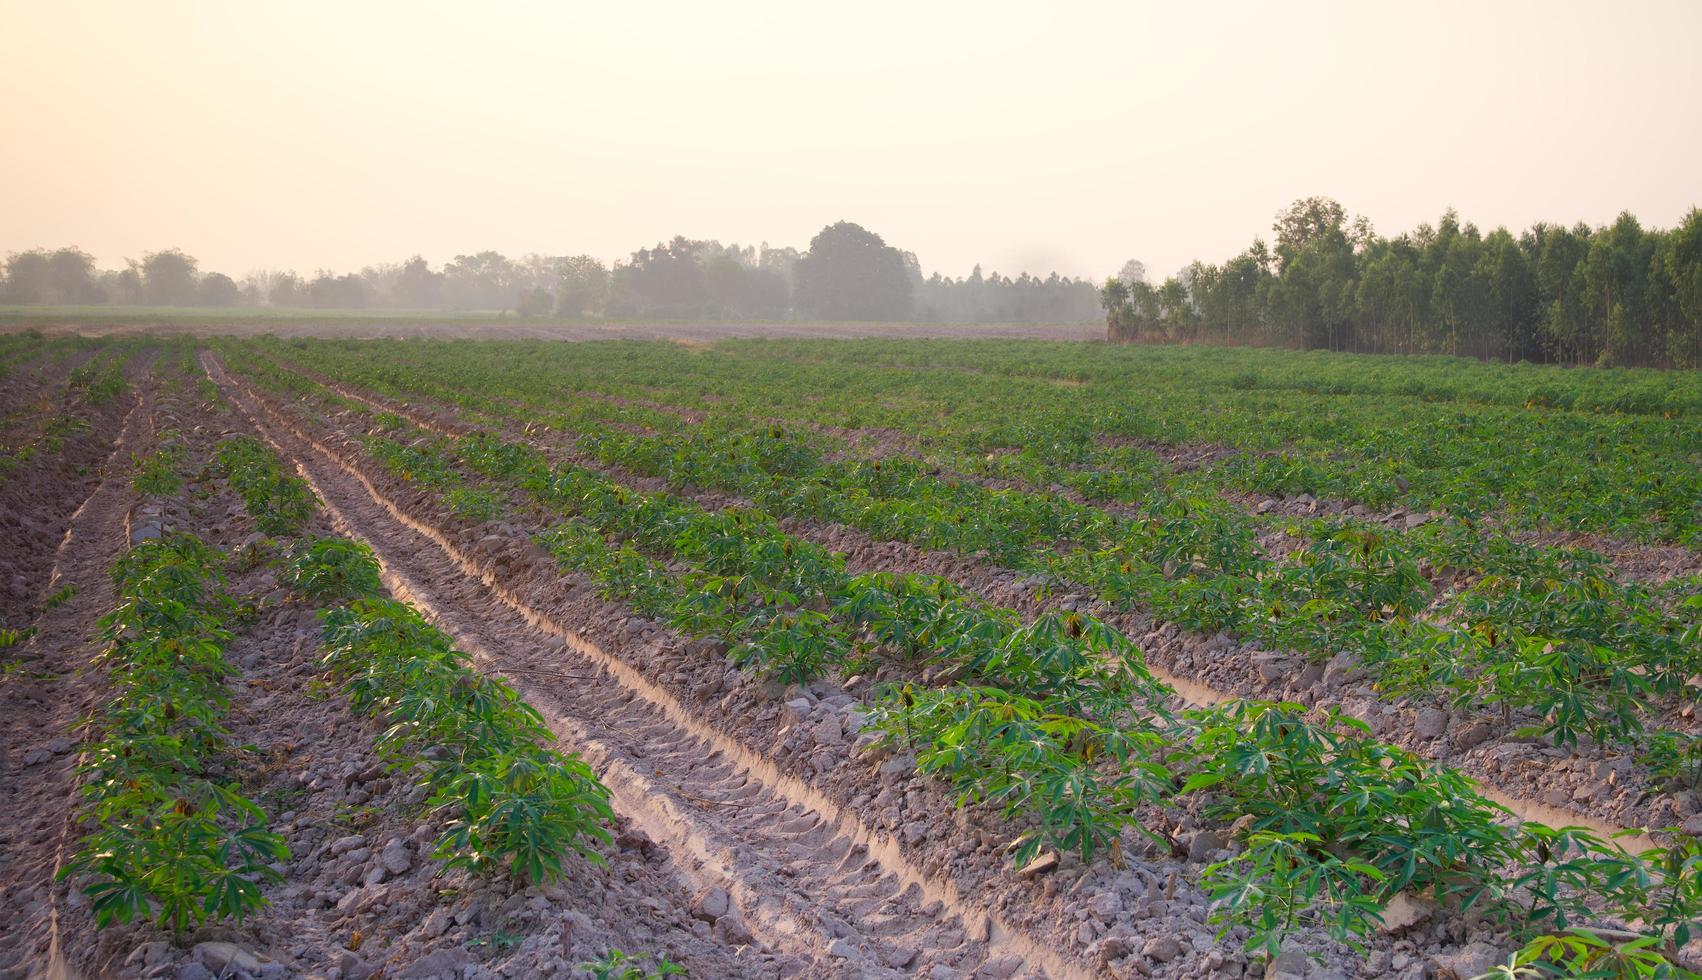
[0,372,154,980]
[232,356,1664,978]
[301,370,1677,841]
[211,355,1081,979]
[1,354,152,630]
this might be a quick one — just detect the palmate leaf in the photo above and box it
[209,781,268,822]
[218,822,290,873]
[79,857,153,927]
[433,823,477,866]
[1178,771,1226,794]
[1206,869,1265,906]
[1009,831,1046,870]
[201,869,268,923]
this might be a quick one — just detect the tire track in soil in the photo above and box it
[209,355,1084,980]
[308,369,1663,851]
[0,372,155,980]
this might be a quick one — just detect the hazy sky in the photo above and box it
[3,0,1698,283]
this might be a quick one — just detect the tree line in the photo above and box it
[0,222,1100,324]
[1103,198,1702,368]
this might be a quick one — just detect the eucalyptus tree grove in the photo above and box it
[1104,199,1702,368]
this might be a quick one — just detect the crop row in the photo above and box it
[316,587,617,884]
[227,344,1702,753]
[371,374,1699,762]
[63,531,287,932]
[278,397,1702,966]
[0,332,117,376]
[214,430,620,886]
[0,344,137,485]
[64,400,620,944]
[601,424,1700,744]
[243,337,1702,545]
[131,432,186,497]
[64,349,131,407]
[64,431,326,932]
[214,435,319,535]
[0,415,93,483]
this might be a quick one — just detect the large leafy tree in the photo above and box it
[611,237,709,316]
[140,248,199,305]
[442,251,521,310]
[196,272,239,306]
[1658,208,1702,367]
[1101,277,1135,340]
[1475,228,1540,361]
[553,255,610,317]
[1580,212,1655,365]
[1268,198,1361,350]
[267,271,304,306]
[5,247,110,304]
[307,272,368,309]
[1,250,50,303]
[1429,211,1489,356]
[794,221,913,321]
[1354,236,1426,354]
[1273,196,1349,265]
[44,248,101,304]
[1525,222,1592,363]
[702,255,787,318]
[394,255,443,308]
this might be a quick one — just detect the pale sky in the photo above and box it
[3,0,1698,283]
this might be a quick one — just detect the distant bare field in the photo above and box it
[0,309,1102,342]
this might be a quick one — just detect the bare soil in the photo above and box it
[0,369,155,976]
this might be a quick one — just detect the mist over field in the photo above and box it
[4,5,1702,980]
[2,1,1700,362]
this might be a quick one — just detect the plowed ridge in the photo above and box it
[309,367,1659,851]
[0,379,153,980]
[209,354,1082,980]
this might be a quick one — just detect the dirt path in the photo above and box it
[0,372,154,979]
[209,354,1079,980]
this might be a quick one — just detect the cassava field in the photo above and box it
[2,331,1701,980]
